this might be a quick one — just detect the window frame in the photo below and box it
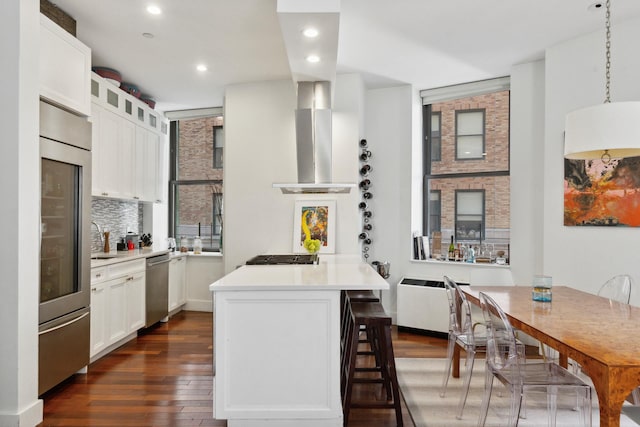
[168,119,224,252]
[455,108,485,161]
[213,125,223,169]
[430,111,442,162]
[420,76,510,256]
[454,189,485,241]
[428,189,442,235]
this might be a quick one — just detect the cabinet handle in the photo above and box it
[91,287,97,291]
[96,273,102,278]
[127,276,134,281]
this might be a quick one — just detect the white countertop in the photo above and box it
[209,254,389,292]
[89,247,170,268]
[90,247,223,268]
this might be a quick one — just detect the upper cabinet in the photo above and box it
[39,14,91,117]
[90,72,168,203]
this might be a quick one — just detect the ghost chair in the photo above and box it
[440,276,488,420]
[478,292,592,427]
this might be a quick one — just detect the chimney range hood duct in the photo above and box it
[273,81,355,194]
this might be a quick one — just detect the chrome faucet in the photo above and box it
[92,221,104,249]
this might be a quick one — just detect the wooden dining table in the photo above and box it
[454,285,640,427]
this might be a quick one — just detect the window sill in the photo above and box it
[410,258,510,268]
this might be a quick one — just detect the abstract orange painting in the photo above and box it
[564,156,640,226]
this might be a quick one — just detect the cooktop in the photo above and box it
[245,254,319,265]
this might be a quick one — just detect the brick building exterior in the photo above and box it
[175,116,224,249]
[427,90,510,256]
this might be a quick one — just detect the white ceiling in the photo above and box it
[50,0,640,114]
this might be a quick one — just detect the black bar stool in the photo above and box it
[341,301,403,427]
[340,290,380,361]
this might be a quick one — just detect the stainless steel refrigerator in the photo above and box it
[38,100,92,395]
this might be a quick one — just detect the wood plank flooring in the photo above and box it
[38,311,448,427]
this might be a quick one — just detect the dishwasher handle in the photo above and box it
[147,254,171,267]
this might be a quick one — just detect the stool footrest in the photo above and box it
[341,299,403,426]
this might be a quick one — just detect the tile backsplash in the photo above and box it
[91,198,144,252]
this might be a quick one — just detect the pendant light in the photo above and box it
[564,0,640,161]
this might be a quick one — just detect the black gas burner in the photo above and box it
[246,254,319,265]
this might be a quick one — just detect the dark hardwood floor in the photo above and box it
[38,310,448,427]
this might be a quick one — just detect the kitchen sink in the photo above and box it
[90,254,117,260]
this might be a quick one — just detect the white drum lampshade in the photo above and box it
[564,101,640,160]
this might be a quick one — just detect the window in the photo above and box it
[428,190,441,235]
[456,110,485,160]
[430,112,441,161]
[421,77,510,259]
[169,113,224,251]
[455,190,484,240]
[213,125,224,169]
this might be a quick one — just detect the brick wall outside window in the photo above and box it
[174,116,224,249]
[426,90,510,257]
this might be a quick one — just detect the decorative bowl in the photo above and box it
[121,82,141,98]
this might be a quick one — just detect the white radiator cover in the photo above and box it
[396,278,453,334]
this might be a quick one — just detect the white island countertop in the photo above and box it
[209,254,389,292]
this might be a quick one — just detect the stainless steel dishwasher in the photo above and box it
[145,253,170,327]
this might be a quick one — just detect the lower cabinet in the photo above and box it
[127,271,146,332]
[169,256,186,312]
[90,260,146,359]
[90,281,108,356]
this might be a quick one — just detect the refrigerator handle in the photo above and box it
[38,312,89,336]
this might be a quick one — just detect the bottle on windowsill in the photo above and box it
[448,235,455,261]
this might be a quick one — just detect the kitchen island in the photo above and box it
[209,255,389,427]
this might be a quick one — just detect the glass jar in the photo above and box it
[179,237,189,253]
[193,236,202,254]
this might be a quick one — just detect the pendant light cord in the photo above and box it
[605,0,611,103]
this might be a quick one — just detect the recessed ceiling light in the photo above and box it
[588,2,604,11]
[147,5,162,15]
[303,28,319,38]
[142,32,154,39]
[196,64,208,72]
[306,55,320,63]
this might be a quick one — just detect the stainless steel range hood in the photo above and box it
[273,81,355,194]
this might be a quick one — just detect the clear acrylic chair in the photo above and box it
[569,275,632,371]
[597,275,639,404]
[440,276,487,420]
[597,274,632,304]
[478,292,592,427]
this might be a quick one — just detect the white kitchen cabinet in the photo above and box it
[135,126,158,202]
[169,256,186,312]
[107,277,128,343]
[90,259,146,359]
[120,120,136,199]
[90,280,108,356]
[39,14,91,116]
[91,103,136,199]
[90,71,169,202]
[126,271,146,332]
[155,136,167,203]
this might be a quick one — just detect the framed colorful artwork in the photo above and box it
[564,156,640,226]
[292,200,336,254]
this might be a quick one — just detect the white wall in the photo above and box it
[543,17,640,302]
[223,75,364,274]
[364,17,640,313]
[0,0,44,425]
[364,85,415,314]
[509,60,546,284]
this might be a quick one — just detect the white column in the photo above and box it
[0,0,43,425]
